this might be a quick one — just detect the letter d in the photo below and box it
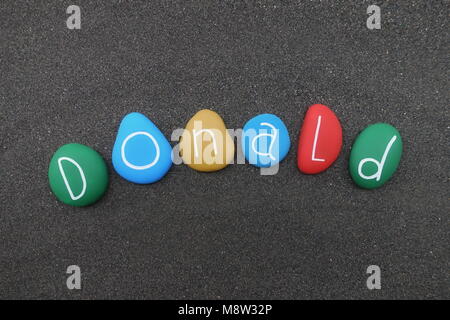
[358,135,397,181]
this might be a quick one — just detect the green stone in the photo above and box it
[48,143,109,206]
[349,123,402,189]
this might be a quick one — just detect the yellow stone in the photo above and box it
[180,109,235,172]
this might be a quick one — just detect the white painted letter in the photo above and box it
[311,116,325,162]
[58,157,87,201]
[193,129,218,158]
[251,122,278,162]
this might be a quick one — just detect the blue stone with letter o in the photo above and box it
[112,112,172,184]
[241,113,290,168]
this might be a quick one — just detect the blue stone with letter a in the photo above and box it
[241,113,290,168]
[112,112,172,184]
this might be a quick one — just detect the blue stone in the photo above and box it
[241,114,291,168]
[112,112,172,184]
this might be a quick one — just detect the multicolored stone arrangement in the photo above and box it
[48,105,403,206]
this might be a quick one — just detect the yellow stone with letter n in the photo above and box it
[180,109,235,172]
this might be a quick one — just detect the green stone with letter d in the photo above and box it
[349,123,402,189]
[48,143,108,206]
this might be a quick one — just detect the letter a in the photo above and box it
[366,265,381,290]
[366,5,381,30]
[58,157,87,201]
[193,128,218,158]
[66,5,81,30]
[66,265,81,290]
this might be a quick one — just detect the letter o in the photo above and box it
[121,131,160,170]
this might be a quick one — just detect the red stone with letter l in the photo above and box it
[297,104,343,174]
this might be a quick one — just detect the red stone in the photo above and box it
[297,104,343,174]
